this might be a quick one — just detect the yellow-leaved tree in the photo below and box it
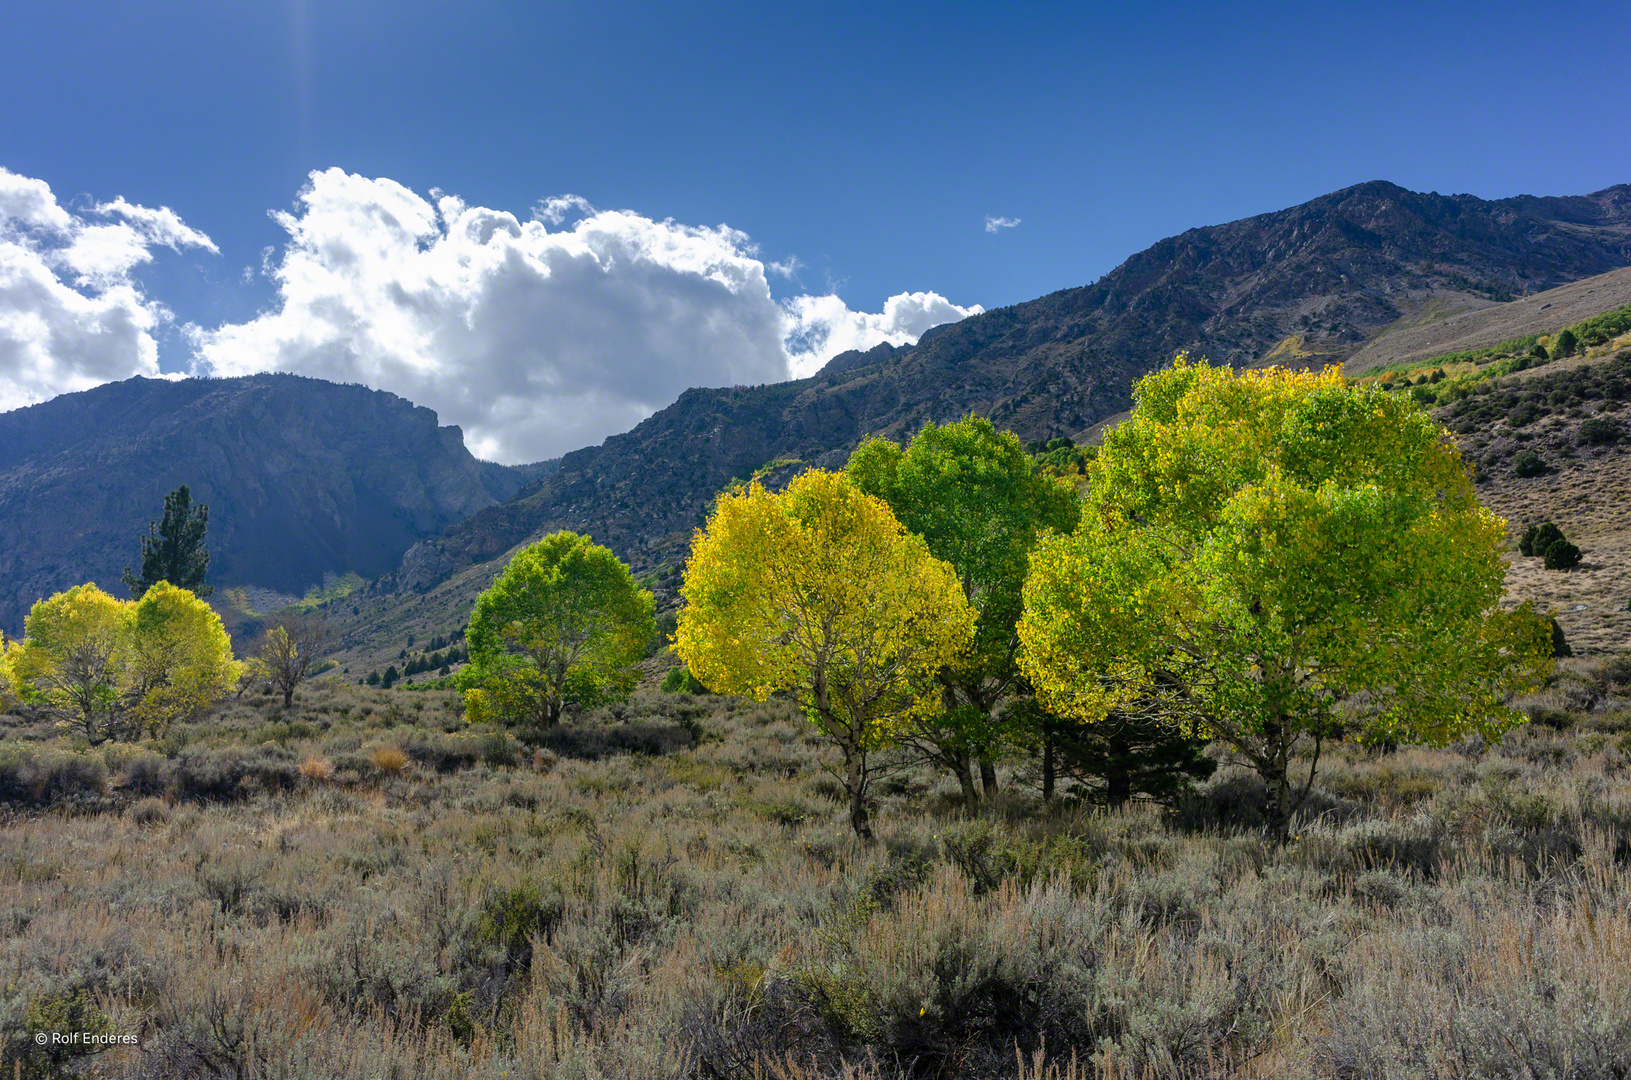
[676,470,975,838]
[126,581,240,735]
[15,581,239,742]
[1018,359,1553,839]
[0,632,22,713]
[14,584,134,744]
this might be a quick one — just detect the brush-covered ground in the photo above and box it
[3,656,1631,1080]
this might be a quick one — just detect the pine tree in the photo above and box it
[123,485,212,599]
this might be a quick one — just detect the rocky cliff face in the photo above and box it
[0,374,552,634]
[397,180,1631,592]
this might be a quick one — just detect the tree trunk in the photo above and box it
[1260,716,1293,843]
[845,747,873,841]
[282,685,294,708]
[954,752,980,813]
[1042,731,1055,803]
[979,756,998,801]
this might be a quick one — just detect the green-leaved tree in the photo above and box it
[847,416,1079,809]
[1019,359,1554,839]
[461,532,655,728]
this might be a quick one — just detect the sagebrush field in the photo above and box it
[3,656,1629,1079]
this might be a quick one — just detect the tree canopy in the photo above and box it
[461,532,655,728]
[256,613,332,707]
[847,415,1079,807]
[124,582,239,735]
[123,484,212,599]
[0,633,23,714]
[676,469,974,838]
[13,581,238,742]
[1018,359,1553,836]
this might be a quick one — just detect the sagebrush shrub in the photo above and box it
[1513,450,1545,477]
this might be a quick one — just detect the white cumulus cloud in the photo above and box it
[0,167,215,413]
[193,169,981,463]
[985,215,1021,233]
[781,290,984,379]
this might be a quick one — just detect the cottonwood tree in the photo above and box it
[676,470,974,839]
[14,584,131,743]
[14,582,239,742]
[257,612,331,707]
[1,631,25,713]
[124,484,213,599]
[125,582,239,733]
[1019,359,1553,839]
[461,532,654,728]
[847,416,1079,810]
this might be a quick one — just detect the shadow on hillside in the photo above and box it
[530,719,698,760]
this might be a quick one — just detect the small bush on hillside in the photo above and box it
[174,744,299,802]
[1520,521,1565,556]
[0,747,108,805]
[127,796,169,826]
[1513,449,1545,477]
[122,752,173,795]
[660,664,709,694]
[1544,540,1582,570]
[1550,618,1573,658]
[1579,416,1621,445]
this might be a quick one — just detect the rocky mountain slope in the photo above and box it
[398,182,1631,572]
[0,374,552,635]
[312,179,1631,670]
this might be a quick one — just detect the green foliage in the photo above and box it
[1520,522,1564,557]
[1520,521,1580,570]
[1579,416,1621,445]
[1543,540,1582,571]
[461,532,655,729]
[1513,450,1545,477]
[0,635,20,713]
[848,416,1080,807]
[11,582,233,742]
[660,664,708,694]
[122,484,213,599]
[1019,359,1553,837]
[1553,328,1579,357]
[125,581,240,734]
[1048,709,1218,807]
[676,469,974,838]
[1549,618,1572,658]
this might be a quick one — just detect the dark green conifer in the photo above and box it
[123,485,212,599]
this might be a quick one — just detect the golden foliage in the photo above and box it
[676,470,975,835]
[13,581,239,742]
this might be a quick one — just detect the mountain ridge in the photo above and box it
[401,180,1631,575]
[0,373,553,635]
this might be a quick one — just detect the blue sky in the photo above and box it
[2,0,1629,460]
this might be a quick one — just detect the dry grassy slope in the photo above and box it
[1479,450,1630,657]
[1346,265,1631,373]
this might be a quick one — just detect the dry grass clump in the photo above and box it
[299,754,335,781]
[1,676,1629,1077]
[370,745,409,774]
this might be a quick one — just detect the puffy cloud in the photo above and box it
[984,215,1021,233]
[0,167,215,412]
[782,290,984,378]
[195,169,980,463]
